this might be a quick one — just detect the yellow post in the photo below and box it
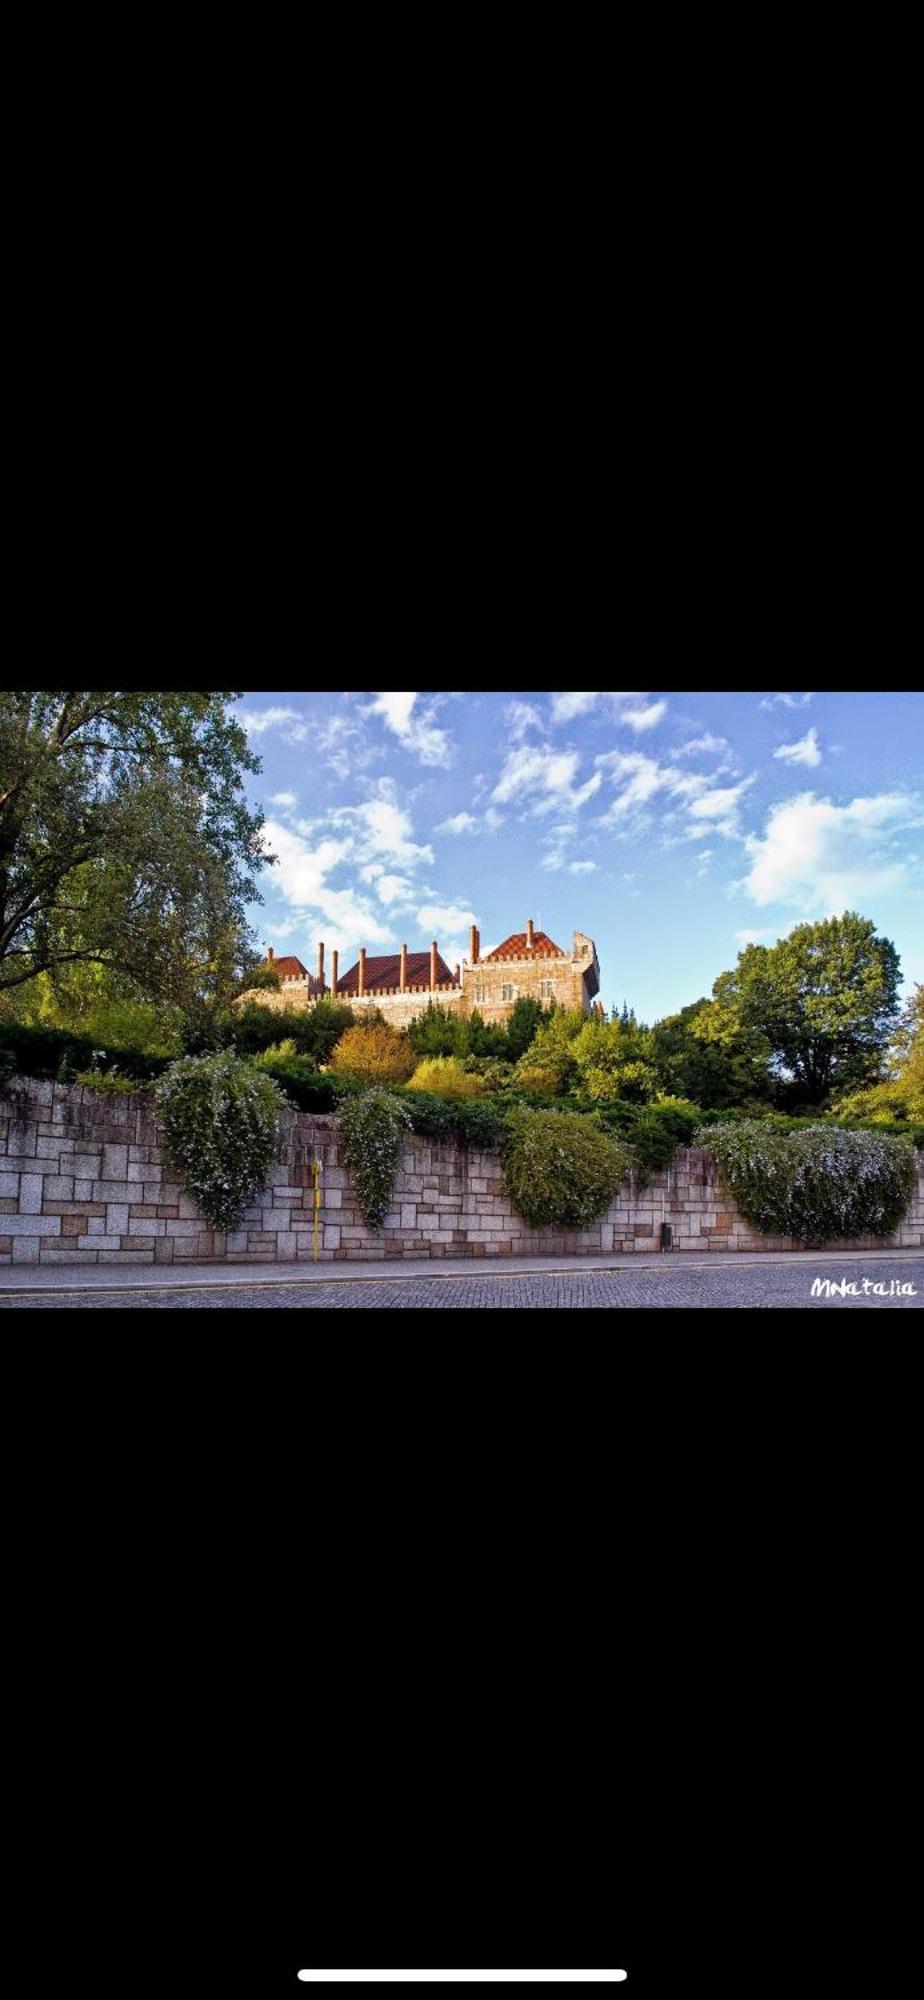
[313,1155,322,1262]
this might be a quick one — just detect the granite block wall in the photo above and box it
[1,1081,922,1267]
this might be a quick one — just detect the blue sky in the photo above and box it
[232,690,924,1023]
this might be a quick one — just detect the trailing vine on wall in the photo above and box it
[340,1087,413,1229]
[153,1051,286,1232]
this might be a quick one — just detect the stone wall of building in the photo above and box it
[2,1080,922,1268]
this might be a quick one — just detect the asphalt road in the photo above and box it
[4,1257,922,1308]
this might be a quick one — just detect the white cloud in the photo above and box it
[375,873,414,906]
[492,745,601,816]
[568,860,597,874]
[238,705,307,743]
[735,927,782,946]
[551,692,645,722]
[505,700,546,741]
[269,791,298,810]
[760,692,813,710]
[677,733,730,757]
[330,783,434,869]
[742,790,922,910]
[364,691,454,768]
[621,700,668,732]
[436,811,477,836]
[416,902,478,936]
[773,726,822,768]
[484,806,504,831]
[596,751,755,841]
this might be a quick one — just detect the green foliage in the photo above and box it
[502,1105,633,1230]
[649,998,772,1110]
[229,998,356,1064]
[0,692,269,1023]
[330,1022,416,1086]
[0,1021,170,1084]
[570,1016,658,1103]
[407,1001,469,1059]
[73,1068,138,1095]
[340,1087,413,1229]
[153,1051,286,1233]
[504,996,549,1061]
[239,964,282,992]
[709,912,901,1108]
[513,1009,583,1094]
[833,983,924,1123]
[399,1090,508,1150]
[407,1056,487,1098]
[697,1119,917,1245]
[575,1096,701,1175]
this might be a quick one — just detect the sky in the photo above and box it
[232,689,924,1024]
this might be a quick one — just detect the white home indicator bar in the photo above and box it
[296,1978,628,1986]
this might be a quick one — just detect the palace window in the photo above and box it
[539,979,555,999]
[474,985,488,1005]
[501,982,517,1003]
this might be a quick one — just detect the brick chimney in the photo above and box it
[454,963,460,986]
[358,947,366,998]
[331,949,339,996]
[526,918,534,949]
[267,946,274,962]
[430,940,438,991]
[400,942,408,992]
[317,941,325,990]
[470,923,479,965]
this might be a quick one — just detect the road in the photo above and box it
[4,1256,922,1308]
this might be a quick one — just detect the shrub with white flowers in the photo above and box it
[340,1087,413,1230]
[697,1119,917,1245]
[153,1051,286,1232]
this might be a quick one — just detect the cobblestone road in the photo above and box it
[4,1256,922,1308]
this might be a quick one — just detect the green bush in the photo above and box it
[229,999,357,1064]
[153,1051,287,1232]
[502,1105,633,1230]
[407,1056,487,1098]
[400,1090,508,1150]
[340,1087,413,1229]
[0,1022,170,1084]
[697,1119,917,1245]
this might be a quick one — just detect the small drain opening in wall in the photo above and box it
[660,1221,672,1251]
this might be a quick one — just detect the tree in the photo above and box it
[504,996,549,1062]
[329,1022,416,1086]
[708,913,901,1108]
[0,692,269,1011]
[407,1001,467,1059]
[570,1015,657,1103]
[834,983,924,1122]
[649,998,772,1111]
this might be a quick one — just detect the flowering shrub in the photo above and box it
[330,1023,416,1087]
[153,1051,286,1232]
[697,1119,917,1244]
[502,1105,633,1230]
[340,1087,413,1229]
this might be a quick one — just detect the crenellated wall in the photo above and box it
[1,1080,922,1267]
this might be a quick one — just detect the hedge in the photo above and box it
[0,1022,170,1085]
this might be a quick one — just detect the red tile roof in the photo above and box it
[337,950,457,994]
[264,955,308,979]
[481,930,566,962]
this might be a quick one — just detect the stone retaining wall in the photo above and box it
[1,1079,922,1267]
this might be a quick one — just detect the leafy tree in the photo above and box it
[570,1015,657,1103]
[229,998,357,1064]
[407,1001,468,1059]
[0,692,269,1012]
[709,913,901,1108]
[330,1022,416,1086]
[834,983,924,1123]
[512,1008,585,1094]
[239,963,282,993]
[649,998,772,1111]
[504,995,549,1062]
